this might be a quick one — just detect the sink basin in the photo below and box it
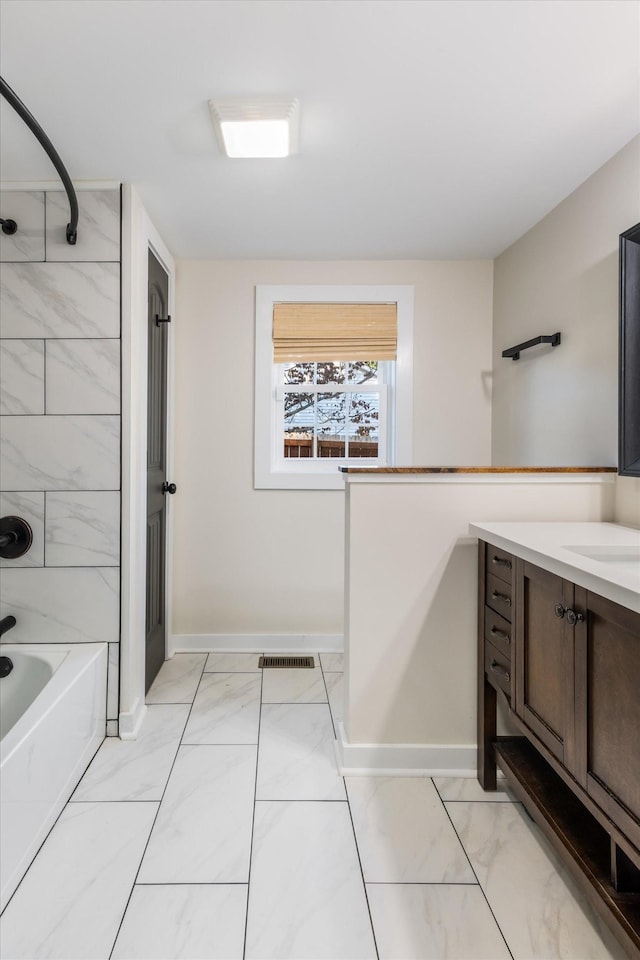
[565,545,640,564]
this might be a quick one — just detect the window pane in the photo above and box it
[317,392,346,458]
[348,360,379,384]
[316,361,346,385]
[284,391,314,458]
[348,392,379,458]
[283,362,314,384]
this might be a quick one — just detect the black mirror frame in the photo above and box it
[619,221,640,477]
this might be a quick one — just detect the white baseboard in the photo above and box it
[335,723,477,777]
[118,699,147,740]
[169,633,343,656]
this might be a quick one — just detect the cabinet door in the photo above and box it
[574,588,640,851]
[515,560,576,768]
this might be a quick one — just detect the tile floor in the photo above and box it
[0,652,629,959]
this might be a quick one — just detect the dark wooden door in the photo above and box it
[145,251,170,692]
[514,559,576,769]
[574,589,640,851]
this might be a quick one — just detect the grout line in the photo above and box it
[327,658,379,959]
[365,880,483,885]
[42,338,47,416]
[260,700,328,706]
[434,783,515,960]
[43,490,47,567]
[0,259,121,264]
[0,735,106,918]
[106,659,205,959]
[242,659,264,959]
[343,770,380,958]
[134,881,249,886]
[0,337,121,342]
[440,797,521,803]
[254,797,349,803]
[319,659,335,737]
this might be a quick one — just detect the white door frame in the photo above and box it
[120,184,176,738]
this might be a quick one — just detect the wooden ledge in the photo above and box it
[339,466,618,474]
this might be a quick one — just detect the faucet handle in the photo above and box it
[0,615,17,637]
[0,516,33,559]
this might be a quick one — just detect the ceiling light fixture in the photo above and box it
[209,98,299,158]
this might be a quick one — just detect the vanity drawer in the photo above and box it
[484,607,512,660]
[485,641,512,697]
[485,544,513,584]
[485,572,513,621]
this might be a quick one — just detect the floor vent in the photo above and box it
[259,655,315,669]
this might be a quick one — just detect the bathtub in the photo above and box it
[0,643,107,912]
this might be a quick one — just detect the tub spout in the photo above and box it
[0,615,17,636]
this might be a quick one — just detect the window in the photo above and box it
[255,285,413,489]
[280,359,389,461]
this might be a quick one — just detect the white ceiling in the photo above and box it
[0,0,638,260]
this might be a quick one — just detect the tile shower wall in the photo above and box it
[0,189,121,734]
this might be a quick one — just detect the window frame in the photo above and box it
[255,284,414,490]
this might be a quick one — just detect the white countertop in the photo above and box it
[469,522,640,613]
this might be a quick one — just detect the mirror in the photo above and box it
[619,222,640,476]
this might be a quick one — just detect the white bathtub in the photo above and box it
[0,643,107,912]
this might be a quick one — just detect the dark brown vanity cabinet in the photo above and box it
[574,589,640,853]
[477,540,640,957]
[514,560,576,767]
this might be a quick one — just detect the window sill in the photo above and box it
[255,466,350,491]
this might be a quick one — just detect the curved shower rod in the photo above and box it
[0,75,78,244]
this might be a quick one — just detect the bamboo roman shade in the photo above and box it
[272,302,397,362]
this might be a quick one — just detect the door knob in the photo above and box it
[162,482,177,495]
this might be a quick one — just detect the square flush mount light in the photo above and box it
[209,98,299,158]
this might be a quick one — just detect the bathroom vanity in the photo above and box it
[472,521,640,957]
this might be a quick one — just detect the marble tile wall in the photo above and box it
[0,188,121,734]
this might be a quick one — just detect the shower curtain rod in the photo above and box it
[0,76,78,244]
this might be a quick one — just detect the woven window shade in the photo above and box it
[273,302,397,362]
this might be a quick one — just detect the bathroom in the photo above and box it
[0,1,639,958]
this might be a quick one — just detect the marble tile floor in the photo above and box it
[0,652,629,960]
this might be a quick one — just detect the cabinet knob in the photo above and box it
[566,608,584,626]
[554,603,566,619]
[162,482,177,495]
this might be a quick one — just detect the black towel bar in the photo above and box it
[502,332,561,361]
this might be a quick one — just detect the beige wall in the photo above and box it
[616,476,640,528]
[172,260,493,636]
[344,476,615,750]
[492,136,640,468]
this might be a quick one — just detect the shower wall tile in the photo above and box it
[0,262,120,338]
[0,339,45,414]
[0,186,123,726]
[0,491,44,567]
[46,339,120,414]
[107,643,120,720]
[0,414,120,491]
[45,491,120,566]
[0,190,45,262]
[0,567,120,644]
[46,190,120,262]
